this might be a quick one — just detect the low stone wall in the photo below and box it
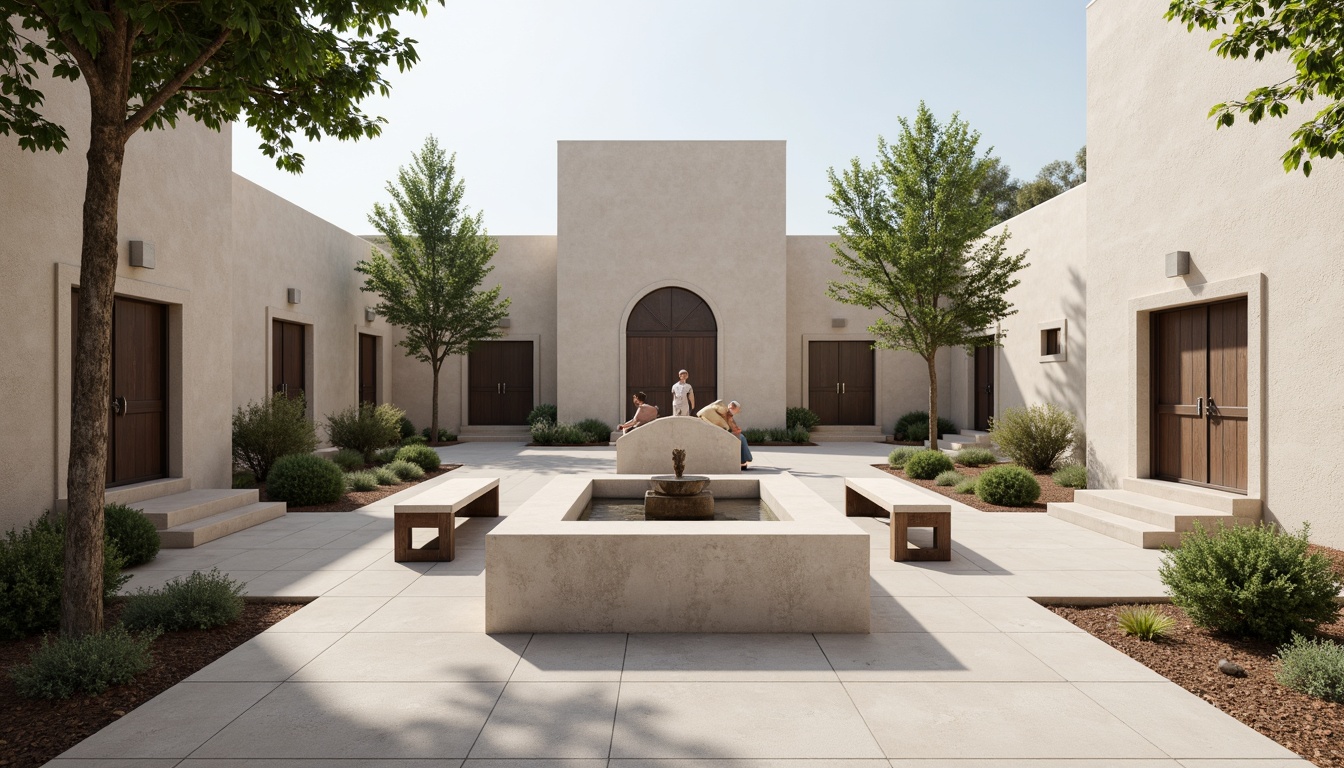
[614,416,741,474]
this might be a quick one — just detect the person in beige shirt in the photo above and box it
[697,399,753,469]
[619,392,659,434]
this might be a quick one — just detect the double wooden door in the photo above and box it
[1152,298,1248,492]
[358,334,378,405]
[468,341,534,425]
[272,320,306,402]
[973,345,995,431]
[626,287,718,418]
[808,341,875,425]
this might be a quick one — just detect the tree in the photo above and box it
[826,103,1029,447]
[978,156,1022,224]
[0,0,440,637]
[358,137,510,445]
[1014,147,1086,215]
[1167,0,1344,176]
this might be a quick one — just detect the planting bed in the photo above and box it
[265,465,460,512]
[873,463,1073,512]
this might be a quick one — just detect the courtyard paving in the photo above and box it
[50,443,1306,766]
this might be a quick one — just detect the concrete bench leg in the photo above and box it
[845,486,886,517]
[457,486,499,518]
[890,510,952,562]
[395,512,455,562]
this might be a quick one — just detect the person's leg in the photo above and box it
[737,433,752,466]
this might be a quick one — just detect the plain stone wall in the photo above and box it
[614,417,742,474]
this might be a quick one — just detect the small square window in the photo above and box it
[1038,319,1067,363]
[1042,328,1061,356]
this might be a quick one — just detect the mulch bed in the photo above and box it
[872,462,1073,512]
[0,602,303,768]
[260,464,460,512]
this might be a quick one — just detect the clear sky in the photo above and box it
[231,0,1086,236]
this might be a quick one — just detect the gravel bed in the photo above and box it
[261,464,460,512]
[872,462,1073,512]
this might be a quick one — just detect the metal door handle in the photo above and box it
[842,383,846,394]
[503,382,507,395]
[111,396,123,415]
[835,383,840,394]
[1207,397,1216,416]
[1196,396,1203,418]
[496,383,501,395]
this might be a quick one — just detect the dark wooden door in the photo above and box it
[84,296,169,487]
[626,287,716,418]
[974,345,995,431]
[1153,298,1247,492]
[358,333,377,405]
[272,320,306,402]
[809,341,875,426]
[468,341,534,425]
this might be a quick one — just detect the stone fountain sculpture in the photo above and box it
[645,448,714,519]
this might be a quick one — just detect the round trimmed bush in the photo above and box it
[386,460,424,481]
[103,503,160,568]
[395,444,441,473]
[887,447,918,469]
[955,447,997,467]
[975,465,1041,506]
[346,471,379,492]
[526,403,558,426]
[373,466,399,485]
[893,411,957,442]
[904,450,955,480]
[265,454,345,506]
[0,518,127,640]
[785,407,821,431]
[331,448,365,472]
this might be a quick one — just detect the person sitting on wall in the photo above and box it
[697,399,753,470]
[618,392,659,434]
[671,369,695,416]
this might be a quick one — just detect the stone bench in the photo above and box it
[845,477,952,562]
[614,416,742,475]
[393,477,499,562]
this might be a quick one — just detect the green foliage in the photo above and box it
[346,471,379,492]
[232,470,256,489]
[887,447,918,469]
[1159,522,1343,641]
[574,418,613,444]
[893,411,957,443]
[398,416,416,439]
[231,394,318,482]
[742,429,768,444]
[766,427,792,442]
[527,404,558,426]
[953,478,978,494]
[386,459,424,481]
[373,446,401,465]
[989,403,1078,473]
[121,570,245,633]
[1053,463,1088,489]
[325,403,404,461]
[10,625,157,700]
[395,444,442,472]
[975,465,1042,506]
[788,425,811,443]
[1013,148,1086,215]
[373,466,399,485]
[1166,0,1344,175]
[530,421,590,445]
[904,450,955,480]
[331,448,366,472]
[785,407,822,431]
[0,518,127,640]
[265,454,346,506]
[934,470,965,487]
[102,504,160,568]
[420,427,453,443]
[955,447,997,467]
[1276,634,1344,703]
[1115,605,1176,641]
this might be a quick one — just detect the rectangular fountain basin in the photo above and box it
[485,473,870,633]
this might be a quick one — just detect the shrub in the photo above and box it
[887,447,918,469]
[574,418,612,444]
[953,478,978,494]
[103,503,160,568]
[10,625,157,699]
[331,448,366,472]
[1159,522,1342,642]
[527,403,558,426]
[346,471,379,492]
[400,434,428,447]
[231,393,318,481]
[904,450,955,480]
[121,569,245,632]
[934,470,965,487]
[395,444,442,472]
[1276,634,1344,703]
[232,470,256,489]
[1116,605,1176,641]
[893,411,956,443]
[766,427,792,442]
[1053,463,1088,489]
[530,420,589,445]
[420,427,454,443]
[785,407,821,431]
[398,415,416,439]
[989,403,1078,472]
[742,428,769,444]
[265,454,346,506]
[326,403,404,461]
[373,446,400,465]
[386,460,425,481]
[0,518,127,640]
[955,447,996,467]
[975,465,1042,506]
[373,466,399,485]
[787,425,811,443]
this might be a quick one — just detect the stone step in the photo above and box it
[135,489,260,530]
[1120,477,1261,517]
[458,426,530,443]
[811,426,885,443]
[159,502,286,548]
[959,429,992,442]
[1047,502,1182,549]
[1074,489,1248,532]
[103,477,192,507]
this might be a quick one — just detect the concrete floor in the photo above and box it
[50,443,1306,766]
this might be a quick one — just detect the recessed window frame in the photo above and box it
[1038,318,1067,363]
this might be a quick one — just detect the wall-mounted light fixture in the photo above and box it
[1166,251,1191,278]
[831,318,847,328]
[287,288,302,305]
[497,317,512,329]
[364,307,377,322]
[129,240,155,269]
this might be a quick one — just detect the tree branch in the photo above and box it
[122,25,231,139]
[26,4,99,83]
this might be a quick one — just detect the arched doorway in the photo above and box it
[626,287,717,419]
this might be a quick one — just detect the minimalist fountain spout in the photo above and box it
[672,448,686,478]
[647,447,713,518]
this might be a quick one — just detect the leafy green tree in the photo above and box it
[1014,147,1086,215]
[1167,0,1344,175]
[979,156,1022,224]
[358,137,511,445]
[827,103,1029,446]
[0,0,440,637]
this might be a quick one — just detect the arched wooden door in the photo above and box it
[626,287,717,419]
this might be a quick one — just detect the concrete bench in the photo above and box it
[615,416,741,474]
[393,477,499,562]
[845,477,952,562]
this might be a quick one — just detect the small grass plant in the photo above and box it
[574,418,612,443]
[121,569,245,632]
[1053,463,1087,489]
[887,447,918,469]
[345,471,379,492]
[934,470,965,487]
[1115,605,1176,641]
[954,447,996,467]
[9,625,158,699]
[1275,634,1344,703]
[953,478,978,494]
[331,448,366,472]
[373,466,400,485]
[395,444,442,472]
[386,459,424,481]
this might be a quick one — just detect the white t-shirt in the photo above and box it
[671,381,694,406]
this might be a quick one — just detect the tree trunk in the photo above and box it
[62,84,129,638]
[926,353,939,449]
[429,360,441,446]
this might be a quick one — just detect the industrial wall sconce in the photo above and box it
[129,240,155,269]
[497,317,512,328]
[831,317,847,328]
[287,288,302,305]
[1166,251,1190,277]
[365,307,377,322]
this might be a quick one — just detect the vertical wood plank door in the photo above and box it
[626,287,717,419]
[808,342,841,425]
[358,333,378,405]
[468,341,534,425]
[272,320,306,402]
[109,297,168,486]
[973,345,995,432]
[1207,299,1249,491]
[837,341,876,425]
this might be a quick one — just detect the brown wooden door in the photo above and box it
[808,342,840,424]
[809,341,875,426]
[1153,298,1247,492]
[974,345,995,431]
[626,287,716,419]
[272,320,306,402]
[468,341,534,425]
[100,297,168,486]
[358,333,377,405]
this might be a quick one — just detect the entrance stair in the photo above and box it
[106,479,286,549]
[1047,477,1261,549]
[810,425,886,443]
[458,425,531,443]
[919,430,999,457]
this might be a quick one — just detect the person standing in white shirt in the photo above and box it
[671,369,696,416]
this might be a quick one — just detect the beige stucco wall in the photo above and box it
[556,141,788,429]
[1087,0,1344,545]
[0,75,234,532]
